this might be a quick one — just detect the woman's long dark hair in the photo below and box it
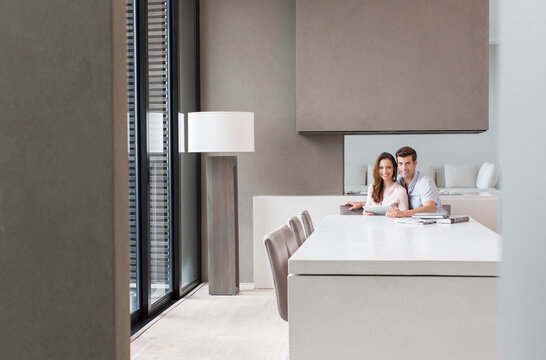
[371,152,398,204]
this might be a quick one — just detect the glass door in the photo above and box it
[127,0,200,332]
[146,0,172,306]
[127,0,140,315]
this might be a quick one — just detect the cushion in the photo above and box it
[416,164,436,185]
[435,169,445,188]
[476,162,500,188]
[344,163,366,186]
[444,164,478,188]
[367,164,374,186]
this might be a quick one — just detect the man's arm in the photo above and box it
[386,201,436,218]
[344,201,364,210]
[344,185,372,210]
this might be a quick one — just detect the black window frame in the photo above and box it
[129,0,201,333]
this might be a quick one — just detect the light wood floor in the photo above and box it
[131,283,288,360]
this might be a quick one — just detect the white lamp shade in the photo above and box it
[187,111,255,152]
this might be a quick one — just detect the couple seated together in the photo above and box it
[345,146,443,218]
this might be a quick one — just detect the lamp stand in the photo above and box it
[206,155,239,295]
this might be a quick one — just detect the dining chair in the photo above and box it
[263,224,293,322]
[300,210,315,238]
[284,223,300,257]
[288,216,306,246]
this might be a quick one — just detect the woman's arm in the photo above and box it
[397,187,409,211]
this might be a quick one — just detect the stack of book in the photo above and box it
[412,212,448,219]
[411,213,470,224]
[395,218,436,225]
[436,216,470,224]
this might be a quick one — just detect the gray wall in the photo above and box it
[200,0,343,282]
[0,1,129,359]
[345,46,499,171]
[498,1,546,358]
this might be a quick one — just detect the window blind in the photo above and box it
[147,0,172,300]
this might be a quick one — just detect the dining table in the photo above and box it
[288,215,502,360]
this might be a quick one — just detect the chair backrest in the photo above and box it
[300,210,315,238]
[263,224,293,322]
[288,216,306,246]
[284,222,299,257]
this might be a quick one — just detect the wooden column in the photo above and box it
[206,156,239,295]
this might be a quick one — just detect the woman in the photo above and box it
[345,152,408,216]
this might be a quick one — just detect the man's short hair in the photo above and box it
[395,146,417,162]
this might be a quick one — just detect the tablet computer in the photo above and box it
[362,205,392,215]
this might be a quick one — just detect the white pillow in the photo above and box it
[435,169,445,188]
[476,162,500,189]
[367,164,374,186]
[416,164,436,185]
[444,164,478,188]
[344,163,366,186]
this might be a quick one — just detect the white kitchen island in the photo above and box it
[288,215,501,360]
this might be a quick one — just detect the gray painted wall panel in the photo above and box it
[200,0,343,282]
[0,1,129,359]
[296,0,489,133]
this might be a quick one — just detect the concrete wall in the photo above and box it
[344,46,499,172]
[200,0,344,282]
[0,1,129,359]
[498,1,546,358]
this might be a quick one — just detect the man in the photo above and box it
[385,146,442,218]
[345,146,442,217]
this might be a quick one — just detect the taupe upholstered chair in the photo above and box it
[300,210,315,238]
[443,204,451,215]
[264,224,294,322]
[284,222,300,257]
[288,216,306,246]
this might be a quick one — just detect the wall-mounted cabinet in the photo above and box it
[296,0,489,134]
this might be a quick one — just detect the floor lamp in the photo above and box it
[187,112,254,295]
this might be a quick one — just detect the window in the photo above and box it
[126,0,200,332]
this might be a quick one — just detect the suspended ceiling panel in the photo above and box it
[296,0,489,134]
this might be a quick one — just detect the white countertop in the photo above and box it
[343,188,502,197]
[254,191,501,199]
[288,215,502,277]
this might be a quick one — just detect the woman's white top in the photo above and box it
[366,182,409,211]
